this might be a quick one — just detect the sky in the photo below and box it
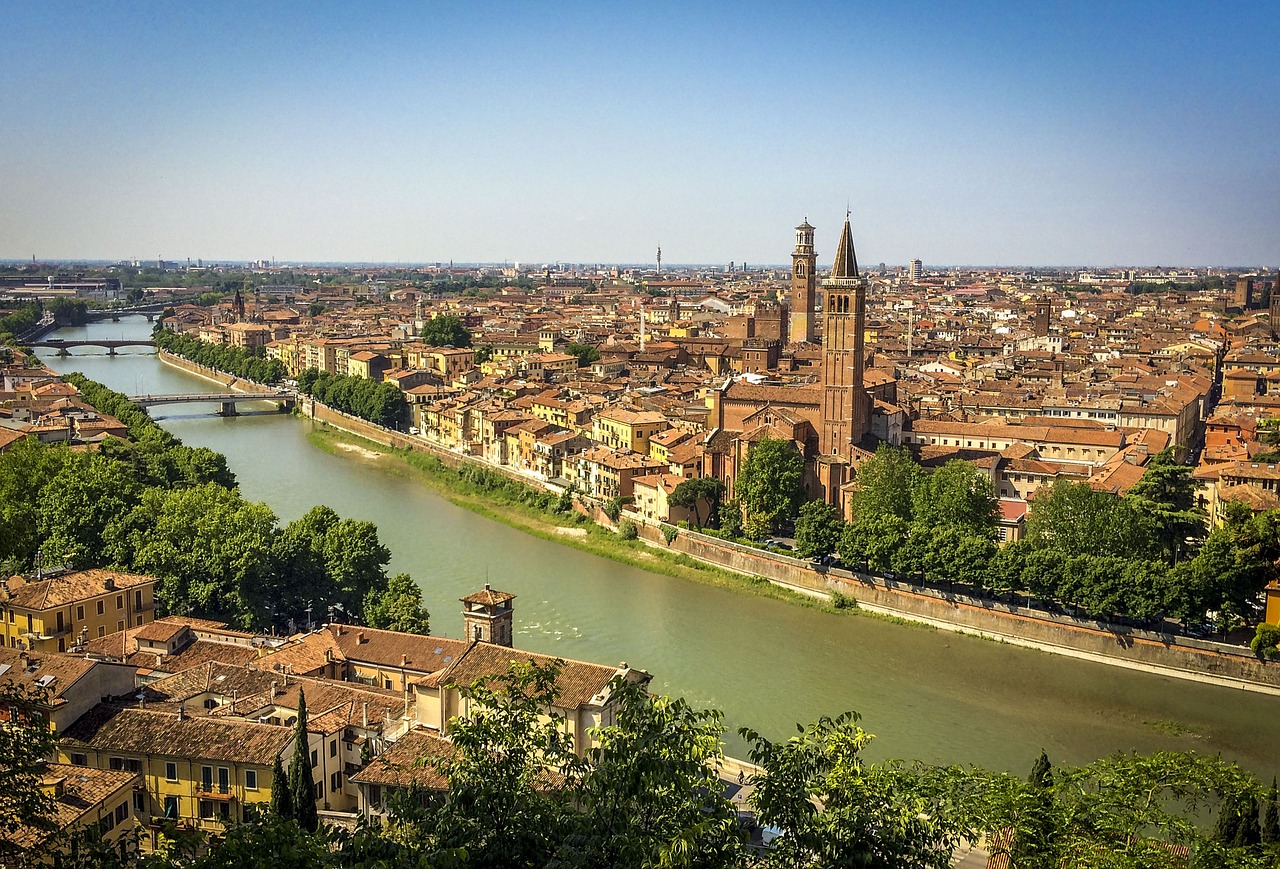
[2,1,1278,267]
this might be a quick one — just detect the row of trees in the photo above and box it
[296,369,410,430]
[0,379,427,634]
[153,329,287,385]
[720,441,1274,625]
[9,663,1278,868]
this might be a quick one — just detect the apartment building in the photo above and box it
[1,569,157,654]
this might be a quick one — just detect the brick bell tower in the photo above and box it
[789,219,818,344]
[819,210,870,462]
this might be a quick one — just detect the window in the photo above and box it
[116,595,124,610]
[97,601,104,616]
[117,620,124,632]
[136,615,144,626]
[163,796,178,819]
[133,792,146,812]
[165,762,178,782]
[199,800,215,820]
[101,811,115,833]
[218,767,230,794]
[201,766,214,792]
[98,626,105,638]
[135,590,143,609]
[76,606,84,621]
[115,802,128,823]
[315,782,323,801]
[310,750,317,767]
[329,739,337,758]
[70,753,87,767]
[330,771,341,792]
[245,769,258,790]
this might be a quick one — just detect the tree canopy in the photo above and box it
[735,438,805,534]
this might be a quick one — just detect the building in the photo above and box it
[908,259,923,282]
[816,214,871,496]
[788,220,817,344]
[1,569,157,654]
[1,764,141,861]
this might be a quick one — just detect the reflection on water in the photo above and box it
[40,318,1280,774]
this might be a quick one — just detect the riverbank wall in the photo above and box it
[631,520,1280,694]
[157,350,274,394]
[158,361,1277,696]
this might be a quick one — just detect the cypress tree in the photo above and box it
[1214,794,1244,845]
[288,688,319,832]
[1232,797,1260,848]
[269,753,293,821]
[1262,777,1279,845]
[1028,750,1053,788]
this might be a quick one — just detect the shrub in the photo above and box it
[602,497,623,522]
[662,524,678,545]
[1251,623,1280,661]
[618,519,638,540]
[830,590,858,610]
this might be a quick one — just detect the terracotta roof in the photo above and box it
[459,586,515,608]
[348,728,453,790]
[433,643,621,709]
[326,624,472,673]
[4,764,140,849]
[3,569,156,611]
[60,706,293,766]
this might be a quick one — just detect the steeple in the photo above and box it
[830,211,859,281]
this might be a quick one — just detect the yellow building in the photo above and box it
[1266,581,1280,625]
[2,764,140,862]
[58,706,300,836]
[1,569,157,654]
[592,407,670,455]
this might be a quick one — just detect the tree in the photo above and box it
[423,660,578,865]
[1262,777,1278,844]
[743,712,980,869]
[363,573,431,635]
[735,438,804,533]
[1026,480,1158,560]
[563,342,601,368]
[419,314,472,348]
[269,754,293,821]
[910,459,998,538]
[793,500,844,557]
[838,514,909,573]
[288,689,318,832]
[571,678,744,867]
[849,444,925,522]
[1125,448,1204,561]
[38,452,143,568]
[668,477,725,529]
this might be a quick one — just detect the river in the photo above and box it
[39,317,1280,776]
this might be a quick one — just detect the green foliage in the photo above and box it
[618,518,639,540]
[718,498,744,539]
[1027,479,1159,560]
[830,590,858,609]
[911,459,999,538]
[838,514,909,574]
[563,342,601,367]
[1250,622,1280,661]
[46,296,89,326]
[793,500,845,557]
[850,444,925,522]
[288,689,318,833]
[743,711,980,869]
[735,438,804,533]
[363,573,431,635]
[473,344,494,364]
[602,496,624,522]
[419,313,472,348]
[296,368,410,430]
[269,754,293,822]
[662,523,678,544]
[153,329,287,384]
[668,477,725,529]
[1125,448,1205,561]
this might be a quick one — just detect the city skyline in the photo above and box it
[3,1,1277,266]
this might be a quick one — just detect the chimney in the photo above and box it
[357,631,366,644]
[400,654,407,667]
[104,577,115,592]
[271,680,278,698]
[362,702,368,728]
[177,703,186,721]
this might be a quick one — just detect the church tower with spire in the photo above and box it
[819,212,870,461]
[789,219,818,344]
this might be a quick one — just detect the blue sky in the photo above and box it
[2,1,1277,266]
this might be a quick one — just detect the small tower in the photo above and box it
[460,584,515,647]
[656,244,662,275]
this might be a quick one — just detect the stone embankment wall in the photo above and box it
[631,519,1280,693]
[157,350,263,392]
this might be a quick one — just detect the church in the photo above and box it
[704,213,902,515]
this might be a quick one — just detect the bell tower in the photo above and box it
[820,211,870,461]
[460,584,515,647]
[789,220,818,344]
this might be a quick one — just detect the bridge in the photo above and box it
[130,391,296,416]
[85,303,168,323]
[27,339,157,355]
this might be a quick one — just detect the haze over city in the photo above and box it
[3,1,1277,265]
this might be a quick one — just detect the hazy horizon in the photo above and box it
[4,2,1277,266]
